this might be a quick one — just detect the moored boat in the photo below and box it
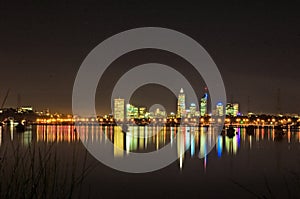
[15,120,26,132]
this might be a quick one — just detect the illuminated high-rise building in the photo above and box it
[226,103,234,116]
[189,103,196,117]
[185,109,191,118]
[138,107,147,118]
[226,103,239,117]
[233,103,239,116]
[126,104,150,119]
[113,98,125,121]
[126,104,132,120]
[200,93,208,116]
[177,88,186,118]
[126,104,138,120]
[216,102,224,116]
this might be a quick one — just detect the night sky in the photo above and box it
[0,1,300,115]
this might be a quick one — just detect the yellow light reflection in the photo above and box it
[114,127,124,157]
[10,122,14,141]
[177,128,185,170]
[36,125,79,143]
[199,129,206,158]
[233,136,237,155]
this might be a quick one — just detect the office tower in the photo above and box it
[216,102,224,116]
[226,103,234,116]
[189,103,196,117]
[233,103,239,116]
[138,107,147,118]
[177,88,186,118]
[126,104,139,120]
[226,103,239,116]
[113,98,125,121]
[200,93,208,117]
[126,104,132,120]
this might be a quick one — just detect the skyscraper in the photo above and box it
[226,103,234,116]
[126,104,139,120]
[216,102,224,116]
[113,98,125,121]
[233,103,239,116]
[177,88,186,118]
[226,103,239,116]
[200,93,208,117]
[189,103,196,117]
[138,107,147,118]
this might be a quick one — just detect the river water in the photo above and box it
[0,125,299,198]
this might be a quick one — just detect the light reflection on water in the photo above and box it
[1,125,300,170]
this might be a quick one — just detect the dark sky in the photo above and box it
[0,1,299,115]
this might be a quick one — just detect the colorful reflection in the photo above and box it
[31,125,300,164]
[217,136,222,158]
[1,125,299,171]
[36,125,79,143]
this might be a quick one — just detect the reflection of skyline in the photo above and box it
[1,125,300,170]
[37,125,78,143]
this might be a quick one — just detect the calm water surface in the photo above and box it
[0,125,300,198]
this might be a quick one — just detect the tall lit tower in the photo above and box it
[216,102,224,116]
[177,88,186,118]
[113,98,125,121]
[200,93,208,117]
[233,103,239,116]
[189,103,196,117]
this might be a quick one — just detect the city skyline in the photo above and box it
[110,88,239,120]
[0,85,290,116]
[0,91,291,117]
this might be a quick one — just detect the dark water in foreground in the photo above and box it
[0,125,300,198]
